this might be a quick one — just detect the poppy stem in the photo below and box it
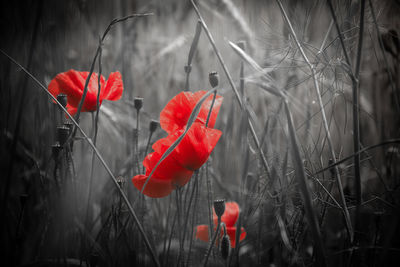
[73,13,153,129]
[204,218,221,267]
[84,39,103,238]
[205,162,214,244]
[175,189,184,265]
[186,170,201,266]
[180,171,199,261]
[135,109,141,174]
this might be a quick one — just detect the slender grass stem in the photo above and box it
[186,170,200,267]
[353,0,366,246]
[180,171,199,258]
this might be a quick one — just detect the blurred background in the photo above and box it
[1,0,399,266]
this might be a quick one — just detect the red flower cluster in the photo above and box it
[196,201,246,248]
[132,91,223,198]
[48,69,124,115]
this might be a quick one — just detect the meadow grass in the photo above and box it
[1,0,399,266]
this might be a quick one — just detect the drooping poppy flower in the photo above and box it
[160,91,223,134]
[48,69,124,115]
[132,122,221,197]
[196,201,246,248]
[132,90,223,198]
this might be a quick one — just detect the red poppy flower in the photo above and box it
[152,122,222,171]
[196,202,246,248]
[48,69,123,115]
[132,90,223,198]
[160,91,223,134]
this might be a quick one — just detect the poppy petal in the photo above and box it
[131,174,173,198]
[192,91,223,129]
[48,70,106,112]
[102,71,124,101]
[153,122,222,171]
[143,151,193,188]
[78,71,106,112]
[160,91,223,134]
[225,226,246,248]
[66,105,78,116]
[195,225,210,243]
[221,202,240,227]
[48,70,84,107]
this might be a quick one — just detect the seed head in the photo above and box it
[57,94,68,108]
[184,65,192,74]
[63,120,74,131]
[214,199,225,218]
[149,120,159,133]
[56,125,70,146]
[116,176,126,188]
[209,71,219,88]
[134,97,144,111]
[220,234,230,260]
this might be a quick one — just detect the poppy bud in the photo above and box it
[134,97,144,111]
[184,65,192,74]
[57,94,68,108]
[19,194,28,207]
[52,142,62,160]
[214,199,225,218]
[209,71,219,88]
[149,120,159,133]
[56,126,70,146]
[220,234,230,260]
[116,176,126,188]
